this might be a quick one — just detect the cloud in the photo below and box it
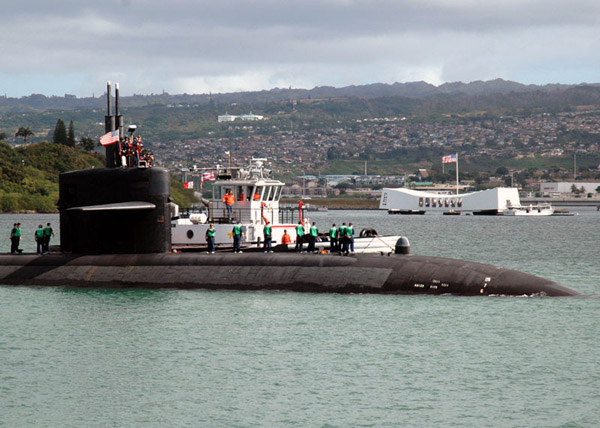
[1,0,600,96]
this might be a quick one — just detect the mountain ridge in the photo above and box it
[2,79,598,112]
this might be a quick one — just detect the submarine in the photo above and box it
[0,83,580,297]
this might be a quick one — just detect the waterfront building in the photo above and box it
[540,182,600,196]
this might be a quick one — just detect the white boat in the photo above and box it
[286,234,400,254]
[502,203,554,216]
[172,158,399,252]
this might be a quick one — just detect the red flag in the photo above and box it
[99,130,120,146]
[184,181,194,189]
[202,172,215,181]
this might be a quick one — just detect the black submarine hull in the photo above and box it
[0,253,579,297]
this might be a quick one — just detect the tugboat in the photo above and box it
[172,158,301,250]
[171,158,400,253]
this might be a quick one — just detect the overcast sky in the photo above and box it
[2,0,600,97]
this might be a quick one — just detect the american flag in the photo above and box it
[184,181,194,189]
[99,130,120,146]
[202,172,215,181]
[442,153,457,164]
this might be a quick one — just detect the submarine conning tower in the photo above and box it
[58,81,171,255]
[59,167,171,254]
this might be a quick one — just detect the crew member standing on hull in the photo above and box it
[232,221,244,253]
[206,223,216,254]
[10,223,22,254]
[222,190,235,221]
[34,224,45,255]
[329,223,338,253]
[308,222,319,252]
[295,221,304,252]
[338,222,347,254]
[346,222,355,254]
[263,222,273,253]
[43,222,54,254]
[281,229,291,245]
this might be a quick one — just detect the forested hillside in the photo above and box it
[0,142,104,212]
[0,142,197,212]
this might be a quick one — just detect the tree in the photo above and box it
[79,136,96,152]
[496,166,509,176]
[53,119,67,145]
[15,127,34,144]
[0,132,6,141]
[67,120,75,147]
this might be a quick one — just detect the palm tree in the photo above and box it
[15,127,34,144]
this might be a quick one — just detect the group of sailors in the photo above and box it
[9,222,54,255]
[203,220,355,254]
[296,221,355,255]
[119,136,154,167]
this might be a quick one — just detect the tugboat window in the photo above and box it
[273,186,281,201]
[237,186,246,201]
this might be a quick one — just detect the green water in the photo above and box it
[1,210,599,427]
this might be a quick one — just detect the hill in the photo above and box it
[0,142,198,212]
[0,79,597,113]
[0,142,104,212]
[4,84,600,148]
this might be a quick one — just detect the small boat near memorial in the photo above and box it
[503,203,554,216]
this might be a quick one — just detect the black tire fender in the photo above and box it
[359,228,377,238]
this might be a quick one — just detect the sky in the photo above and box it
[2,0,600,98]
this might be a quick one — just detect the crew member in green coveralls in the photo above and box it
[308,222,318,252]
[346,222,355,254]
[232,221,244,253]
[205,223,216,254]
[43,222,54,254]
[329,223,338,253]
[263,222,273,253]
[338,222,347,254]
[10,222,22,254]
[34,224,45,255]
[294,221,304,252]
